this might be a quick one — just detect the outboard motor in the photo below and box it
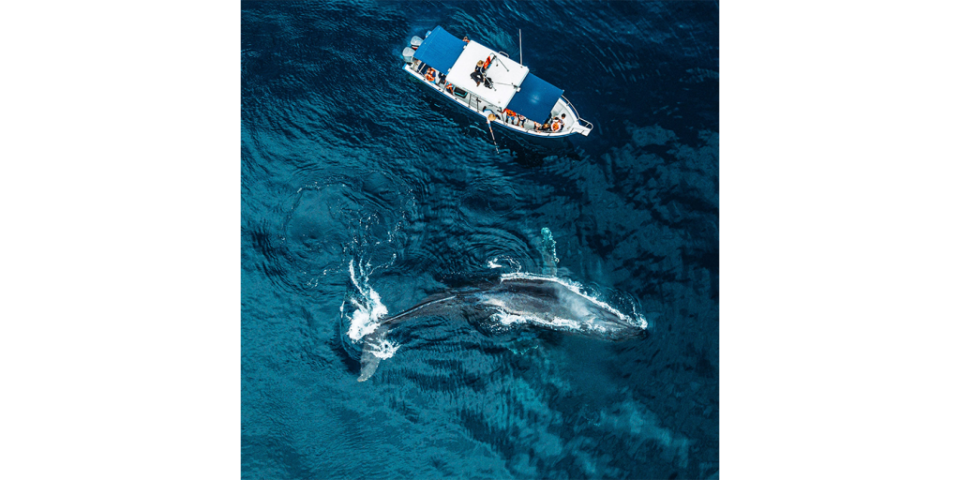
[410,35,423,50]
[402,47,415,64]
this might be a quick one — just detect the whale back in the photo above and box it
[356,275,644,381]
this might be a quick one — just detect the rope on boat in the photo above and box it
[487,120,500,154]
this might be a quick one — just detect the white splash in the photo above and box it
[492,312,528,326]
[485,298,584,331]
[493,311,603,333]
[346,259,389,341]
[370,337,401,359]
[487,258,504,269]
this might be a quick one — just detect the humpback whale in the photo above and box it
[354,273,647,382]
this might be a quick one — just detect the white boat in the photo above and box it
[402,26,593,138]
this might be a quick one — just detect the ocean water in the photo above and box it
[242,1,718,479]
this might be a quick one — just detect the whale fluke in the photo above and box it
[358,324,390,382]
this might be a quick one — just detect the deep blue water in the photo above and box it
[242,1,718,479]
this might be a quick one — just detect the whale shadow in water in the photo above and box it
[351,274,648,382]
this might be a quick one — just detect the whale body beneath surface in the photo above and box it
[356,274,647,382]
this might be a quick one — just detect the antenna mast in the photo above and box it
[519,29,523,65]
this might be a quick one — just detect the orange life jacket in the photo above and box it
[551,121,561,132]
[483,56,491,70]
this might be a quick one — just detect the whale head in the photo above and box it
[490,274,647,339]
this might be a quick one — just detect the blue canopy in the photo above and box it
[412,26,464,74]
[506,74,564,123]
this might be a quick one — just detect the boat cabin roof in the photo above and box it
[446,40,529,110]
[505,73,564,123]
[412,26,464,74]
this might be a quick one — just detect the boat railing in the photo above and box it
[498,51,510,58]
[561,94,593,131]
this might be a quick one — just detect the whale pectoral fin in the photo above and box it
[357,324,390,382]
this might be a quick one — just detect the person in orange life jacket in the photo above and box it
[504,109,525,127]
[463,35,470,44]
[549,113,566,132]
[425,67,436,82]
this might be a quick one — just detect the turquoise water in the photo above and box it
[242,1,718,478]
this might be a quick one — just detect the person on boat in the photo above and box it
[446,83,455,95]
[425,67,436,83]
[551,113,565,132]
[516,114,526,127]
[470,61,484,86]
[503,109,518,125]
[463,35,470,44]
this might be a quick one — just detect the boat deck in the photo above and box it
[405,61,592,138]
